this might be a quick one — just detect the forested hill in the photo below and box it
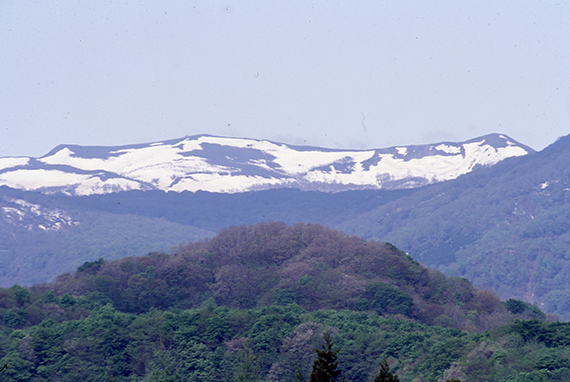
[0,222,563,381]
[36,222,543,329]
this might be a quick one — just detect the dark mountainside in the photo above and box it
[1,222,563,382]
[339,135,570,318]
[0,186,214,286]
[0,186,415,286]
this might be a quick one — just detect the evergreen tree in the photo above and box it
[294,365,306,382]
[309,331,344,382]
[373,358,399,382]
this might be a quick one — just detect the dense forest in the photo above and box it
[0,222,565,381]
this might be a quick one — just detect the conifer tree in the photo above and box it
[309,331,344,382]
[294,366,306,382]
[373,358,399,382]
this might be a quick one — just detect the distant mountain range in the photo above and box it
[6,132,570,320]
[0,133,532,195]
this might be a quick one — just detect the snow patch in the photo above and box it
[0,169,146,194]
[396,147,407,156]
[434,144,461,154]
[0,157,29,170]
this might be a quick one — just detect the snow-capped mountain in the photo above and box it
[0,134,533,195]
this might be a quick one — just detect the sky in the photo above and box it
[1,1,569,158]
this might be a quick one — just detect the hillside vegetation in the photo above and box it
[339,135,570,319]
[0,222,561,381]
[36,222,540,330]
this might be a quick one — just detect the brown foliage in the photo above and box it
[470,289,503,314]
[37,221,518,330]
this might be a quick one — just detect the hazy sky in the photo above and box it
[1,1,569,157]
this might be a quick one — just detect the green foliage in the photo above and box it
[144,348,180,382]
[506,299,527,314]
[505,299,546,320]
[0,351,34,381]
[44,290,59,304]
[233,346,261,382]
[77,258,105,274]
[11,284,30,305]
[4,309,27,328]
[0,298,564,382]
[273,288,297,306]
[534,348,570,371]
[60,293,75,307]
[364,282,413,316]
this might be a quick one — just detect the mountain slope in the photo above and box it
[0,187,214,286]
[0,133,532,195]
[338,135,570,318]
[0,186,416,286]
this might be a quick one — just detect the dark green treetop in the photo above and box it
[309,331,345,382]
[373,358,400,382]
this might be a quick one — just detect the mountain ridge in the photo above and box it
[0,133,533,195]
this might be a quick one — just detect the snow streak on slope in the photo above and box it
[0,134,532,195]
[1,197,78,231]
